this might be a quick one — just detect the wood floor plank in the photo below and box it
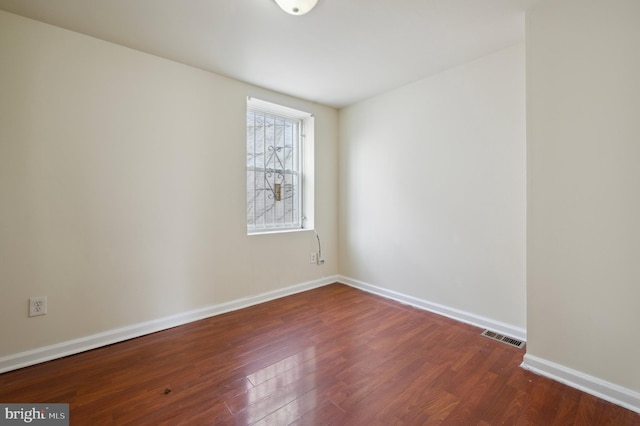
[1,283,638,425]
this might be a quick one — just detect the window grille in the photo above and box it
[247,101,305,233]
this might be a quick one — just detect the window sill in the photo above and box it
[247,227,312,236]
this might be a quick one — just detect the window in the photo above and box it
[246,98,313,234]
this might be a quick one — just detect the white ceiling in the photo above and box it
[0,0,540,108]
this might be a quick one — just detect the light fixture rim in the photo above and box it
[274,0,319,16]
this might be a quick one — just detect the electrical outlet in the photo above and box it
[310,252,317,264]
[29,296,47,317]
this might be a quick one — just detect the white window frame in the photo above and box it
[246,97,314,235]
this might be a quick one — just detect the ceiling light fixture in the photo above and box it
[274,0,318,16]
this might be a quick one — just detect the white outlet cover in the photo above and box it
[29,296,47,317]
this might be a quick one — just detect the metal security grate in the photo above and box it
[481,330,525,349]
[246,109,302,232]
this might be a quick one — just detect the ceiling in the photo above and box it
[0,0,540,108]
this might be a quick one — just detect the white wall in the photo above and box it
[0,10,338,358]
[526,0,640,394]
[339,45,526,332]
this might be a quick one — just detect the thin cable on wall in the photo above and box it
[314,230,325,265]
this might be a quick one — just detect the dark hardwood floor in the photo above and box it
[1,283,638,425]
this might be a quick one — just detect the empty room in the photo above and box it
[1,0,639,424]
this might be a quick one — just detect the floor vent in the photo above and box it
[481,330,525,349]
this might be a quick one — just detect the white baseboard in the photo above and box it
[521,354,640,414]
[337,275,526,341]
[0,275,339,374]
[6,276,637,416]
